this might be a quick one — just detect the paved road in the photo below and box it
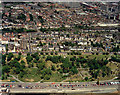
[0,80,119,94]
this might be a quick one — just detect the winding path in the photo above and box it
[10,74,24,83]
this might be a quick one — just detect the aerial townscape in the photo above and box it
[0,1,120,94]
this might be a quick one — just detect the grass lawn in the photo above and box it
[107,62,118,71]
[43,72,66,82]
[65,76,83,82]
[84,54,110,60]
[9,78,19,82]
[67,54,110,60]
[19,68,65,82]
[99,76,114,81]
[19,68,41,82]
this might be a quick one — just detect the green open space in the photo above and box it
[1,52,120,82]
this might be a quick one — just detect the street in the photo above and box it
[0,80,119,94]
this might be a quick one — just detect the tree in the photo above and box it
[85,77,88,81]
[36,37,40,40]
[35,56,39,61]
[20,60,25,70]
[6,44,8,54]
[15,55,21,61]
[50,5,53,9]
[21,60,25,64]
[41,68,52,76]
[33,59,38,63]
[114,52,117,55]
[29,14,33,21]
[75,62,80,67]
[93,71,99,79]
[51,65,56,71]
[66,34,69,38]
[50,56,59,63]
[2,54,6,66]
[94,63,100,69]
[55,51,58,55]
[18,52,22,55]
[8,59,21,74]
[112,46,119,52]
[71,66,78,74]
[96,52,99,55]
[2,65,10,74]
[102,72,106,77]
[26,55,33,63]
[103,52,105,55]
[1,74,7,80]
[51,52,53,55]
[19,72,24,78]
[44,75,50,80]
[15,68,20,74]
[106,67,111,76]
[80,58,87,63]
[14,61,20,68]
[96,78,100,85]
[70,57,76,62]
[28,63,34,68]
[59,69,63,73]
[40,52,44,55]
[106,52,109,55]
[46,68,52,75]
[17,13,26,21]
[31,52,39,58]
[76,58,81,62]
[7,53,14,61]
[37,63,45,70]
[46,56,51,61]
[103,60,108,65]
[1,75,4,80]
[38,16,44,24]
[27,53,30,56]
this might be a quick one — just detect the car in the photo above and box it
[1,84,4,87]
[60,84,62,86]
[72,88,75,90]
[26,86,29,89]
[6,84,9,87]
[92,84,97,86]
[107,82,111,85]
[18,85,22,87]
[100,83,104,85]
[77,85,80,87]
[6,89,10,93]
[103,82,107,85]
[1,88,7,92]
[113,82,119,84]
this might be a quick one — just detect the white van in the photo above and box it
[0,88,9,93]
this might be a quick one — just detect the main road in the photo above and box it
[0,80,119,94]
